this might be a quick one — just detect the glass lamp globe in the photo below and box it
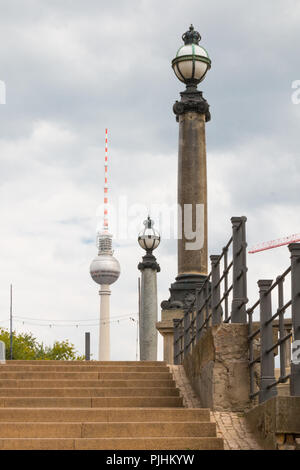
[138,216,160,253]
[172,24,211,88]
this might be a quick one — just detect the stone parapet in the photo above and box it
[245,396,300,450]
[183,323,252,412]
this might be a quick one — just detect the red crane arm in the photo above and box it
[249,233,300,254]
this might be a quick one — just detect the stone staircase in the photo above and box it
[0,360,223,450]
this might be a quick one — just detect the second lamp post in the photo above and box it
[138,216,160,361]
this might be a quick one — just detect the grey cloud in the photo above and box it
[0,0,299,359]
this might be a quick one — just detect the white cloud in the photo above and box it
[0,0,299,359]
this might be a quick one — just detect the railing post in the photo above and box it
[277,276,287,380]
[210,255,222,325]
[288,243,300,396]
[258,279,277,403]
[195,289,200,342]
[231,216,248,323]
[196,288,205,340]
[173,318,181,365]
[191,308,196,350]
[223,245,229,321]
[205,281,210,327]
[85,332,90,361]
[183,307,191,357]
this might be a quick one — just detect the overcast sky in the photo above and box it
[0,0,299,360]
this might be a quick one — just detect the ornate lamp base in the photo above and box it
[161,274,208,310]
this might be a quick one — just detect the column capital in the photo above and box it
[288,243,300,257]
[231,216,247,227]
[210,254,221,265]
[257,279,273,293]
[173,90,210,122]
[138,253,160,272]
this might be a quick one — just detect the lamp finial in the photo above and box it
[182,24,201,45]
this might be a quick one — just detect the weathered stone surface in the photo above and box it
[277,444,296,450]
[177,111,208,276]
[139,267,158,361]
[183,324,252,412]
[245,396,300,449]
[276,433,285,445]
[0,360,223,450]
[156,308,184,364]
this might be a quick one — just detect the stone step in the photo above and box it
[0,407,210,422]
[0,365,169,373]
[0,396,183,408]
[0,387,180,397]
[0,421,216,438]
[0,379,176,389]
[0,372,172,380]
[0,437,224,450]
[0,360,222,450]
[7,361,166,366]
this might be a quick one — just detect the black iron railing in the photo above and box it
[172,217,300,402]
[173,216,248,364]
[248,243,300,403]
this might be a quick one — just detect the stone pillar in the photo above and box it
[99,284,111,361]
[162,90,210,310]
[178,110,208,277]
[138,253,160,361]
[156,308,184,363]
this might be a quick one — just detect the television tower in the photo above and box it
[90,129,120,360]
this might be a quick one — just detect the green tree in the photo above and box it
[0,328,84,360]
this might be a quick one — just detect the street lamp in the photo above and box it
[138,216,160,253]
[172,24,211,91]
[161,25,211,310]
[138,216,160,361]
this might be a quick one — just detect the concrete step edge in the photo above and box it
[0,388,180,397]
[0,421,217,438]
[0,437,224,450]
[0,397,184,408]
[0,406,210,411]
[4,361,167,365]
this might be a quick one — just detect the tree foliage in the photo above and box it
[0,328,84,360]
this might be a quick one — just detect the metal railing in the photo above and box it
[173,216,248,364]
[248,243,300,402]
[172,215,300,402]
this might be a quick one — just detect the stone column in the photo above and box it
[178,108,208,276]
[162,90,210,310]
[99,284,111,361]
[138,253,160,361]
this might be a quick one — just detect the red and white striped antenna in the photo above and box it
[103,128,109,231]
[96,128,113,254]
[249,233,300,254]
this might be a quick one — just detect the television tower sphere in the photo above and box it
[90,231,120,285]
[90,254,120,285]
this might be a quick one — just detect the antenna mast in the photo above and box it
[103,128,109,231]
